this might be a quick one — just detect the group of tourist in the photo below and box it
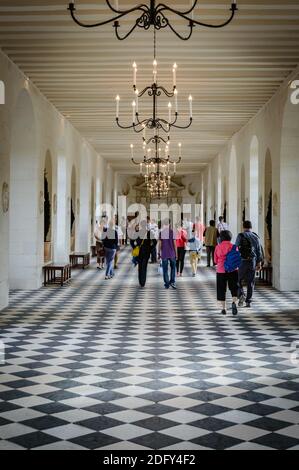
[94,214,263,317]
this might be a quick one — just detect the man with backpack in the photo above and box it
[235,220,263,308]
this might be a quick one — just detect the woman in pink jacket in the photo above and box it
[214,230,238,316]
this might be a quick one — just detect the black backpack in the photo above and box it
[239,233,254,260]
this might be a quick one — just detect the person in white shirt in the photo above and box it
[147,216,158,263]
[217,216,228,235]
[114,216,123,269]
[188,229,202,276]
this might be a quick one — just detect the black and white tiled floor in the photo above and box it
[0,248,299,450]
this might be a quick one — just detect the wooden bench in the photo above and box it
[257,265,273,286]
[69,252,90,269]
[43,263,71,287]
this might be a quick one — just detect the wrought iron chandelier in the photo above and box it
[130,134,181,177]
[130,134,181,199]
[115,59,192,136]
[68,1,238,41]
[148,176,170,199]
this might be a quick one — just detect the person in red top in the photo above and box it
[214,230,238,316]
[193,216,205,242]
[175,222,187,277]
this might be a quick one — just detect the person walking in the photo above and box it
[176,222,187,277]
[147,217,158,263]
[188,229,202,276]
[114,216,123,270]
[193,216,205,243]
[217,216,228,244]
[235,220,263,308]
[94,219,105,270]
[120,216,127,245]
[203,220,219,267]
[217,216,228,233]
[137,220,153,287]
[101,220,118,280]
[214,230,239,316]
[158,219,177,289]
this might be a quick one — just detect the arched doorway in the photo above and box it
[217,160,222,221]
[240,163,246,229]
[212,182,216,221]
[70,165,76,252]
[9,89,40,289]
[223,178,227,222]
[44,150,52,263]
[250,136,259,232]
[228,146,238,236]
[56,137,68,262]
[264,149,272,264]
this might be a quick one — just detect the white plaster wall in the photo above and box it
[0,62,10,309]
[279,88,299,291]
[0,51,107,310]
[207,67,299,291]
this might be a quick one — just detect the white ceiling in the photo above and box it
[0,0,299,174]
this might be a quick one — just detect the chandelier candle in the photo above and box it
[133,62,137,87]
[115,95,120,118]
[173,63,177,88]
[153,59,157,84]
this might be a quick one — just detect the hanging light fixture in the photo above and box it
[131,135,181,176]
[115,59,192,136]
[130,135,181,199]
[68,1,238,41]
[147,176,170,199]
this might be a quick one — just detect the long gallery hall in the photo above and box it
[0,0,299,452]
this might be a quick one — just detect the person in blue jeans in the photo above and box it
[158,219,178,289]
[235,220,263,307]
[101,220,118,280]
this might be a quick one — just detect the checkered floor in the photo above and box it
[0,248,299,450]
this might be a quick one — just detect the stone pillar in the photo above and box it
[0,107,9,310]
[77,146,91,252]
[55,153,69,262]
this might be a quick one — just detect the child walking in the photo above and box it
[214,230,239,316]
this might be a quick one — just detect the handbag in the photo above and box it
[132,238,145,258]
[158,261,163,275]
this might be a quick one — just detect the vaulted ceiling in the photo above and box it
[0,0,299,175]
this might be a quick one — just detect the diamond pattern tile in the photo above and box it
[0,248,298,449]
